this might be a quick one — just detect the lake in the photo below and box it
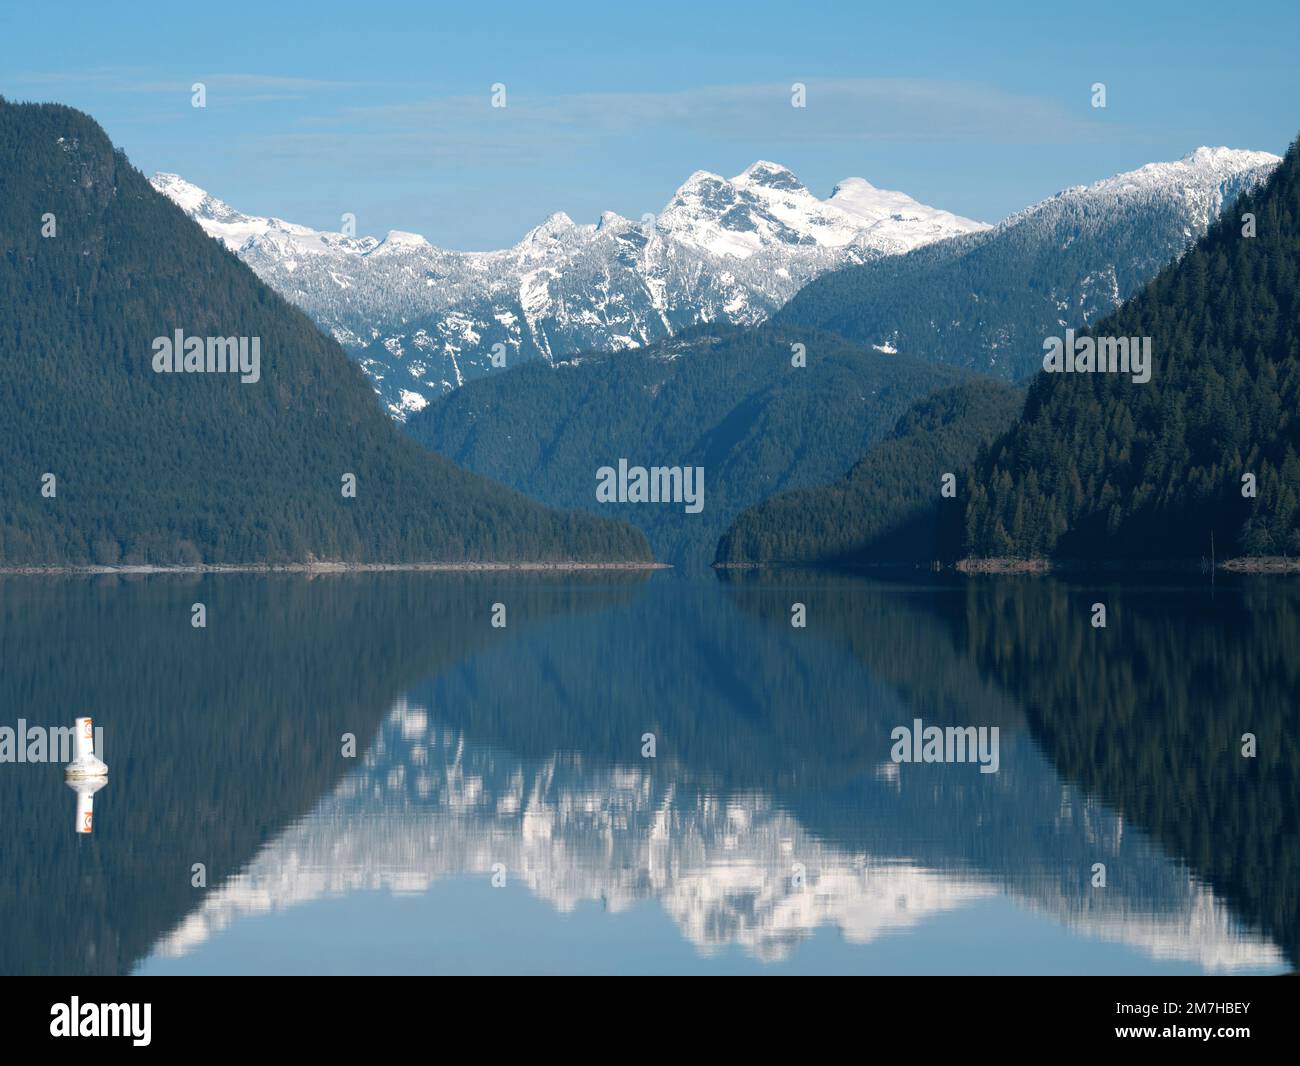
[0,569,1293,975]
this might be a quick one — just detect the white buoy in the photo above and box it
[67,777,107,834]
[65,716,108,780]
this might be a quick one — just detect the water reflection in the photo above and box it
[67,777,107,835]
[152,698,1279,970]
[0,570,1293,974]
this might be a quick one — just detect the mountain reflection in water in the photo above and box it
[0,571,1292,975]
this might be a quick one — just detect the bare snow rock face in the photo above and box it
[151,164,987,420]
[777,147,1282,381]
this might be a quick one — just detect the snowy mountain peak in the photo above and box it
[597,210,633,232]
[141,158,983,418]
[521,211,579,243]
[734,160,806,192]
[151,173,284,252]
[151,172,211,214]
[994,147,1283,238]
[826,176,966,231]
[655,160,988,260]
[372,229,433,254]
[1069,146,1282,200]
[1180,145,1279,170]
[674,168,729,192]
[830,175,878,196]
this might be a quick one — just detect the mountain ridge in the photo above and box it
[152,162,987,418]
[776,147,1281,381]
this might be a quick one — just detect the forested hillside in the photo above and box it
[963,137,1300,562]
[715,381,1023,566]
[0,99,648,565]
[405,325,971,565]
[774,149,1277,382]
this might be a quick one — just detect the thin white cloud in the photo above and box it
[338,78,1113,145]
[231,78,1119,179]
[4,67,357,94]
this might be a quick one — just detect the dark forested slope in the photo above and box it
[405,325,971,565]
[964,137,1300,563]
[715,380,1023,566]
[0,99,648,565]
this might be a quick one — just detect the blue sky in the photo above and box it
[3,0,1298,249]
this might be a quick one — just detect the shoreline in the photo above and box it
[958,556,1300,574]
[0,561,670,575]
[716,556,1300,575]
[1217,556,1300,573]
[954,558,1054,574]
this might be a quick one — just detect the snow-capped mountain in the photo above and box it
[151,164,988,419]
[777,146,1282,380]
[1012,145,1281,234]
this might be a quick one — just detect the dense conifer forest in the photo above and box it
[715,381,1023,566]
[0,99,649,565]
[964,137,1300,562]
[405,324,971,565]
[718,138,1300,569]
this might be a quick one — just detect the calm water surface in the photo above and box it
[1,570,1294,975]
